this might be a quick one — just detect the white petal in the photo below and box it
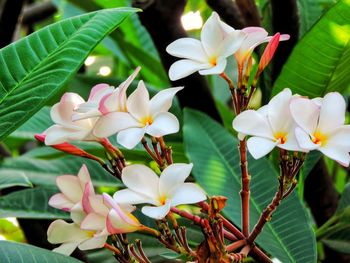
[166,38,208,62]
[268,88,293,134]
[201,12,232,55]
[113,189,155,205]
[52,242,79,256]
[44,125,78,145]
[232,110,274,139]
[47,220,88,244]
[168,59,209,81]
[171,183,206,206]
[159,163,193,197]
[149,87,183,114]
[218,30,246,58]
[56,175,82,204]
[199,58,227,75]
[328,126,350,149]
[78,235,106,250]
[118,66,141,111]
[141,201,171,220]
[247,137,278,159]
[80,213,106,231]
[88,194,109,216]
[49,193,74,211]
[121,164,160,200]
[279,125,307,152]
[146,112,179,137]
[319,146,350,167]
[318,92,346,133]
[127,81,150,121]
[294,127,319,150]
[93,112,140,138]
[106,209,140,234]
[70,203,86,225]
[117,127,146,149]
[290,97,319,136]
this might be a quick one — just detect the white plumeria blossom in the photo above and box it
[290,92,350,167]
[47,207,107,255]
[232,88,305,159]
[94,81,183,149]
[44,93,99,145]
[114,163,207,220]
[166,12,246,80]
[49,165,93,212]
[234,27,290,68]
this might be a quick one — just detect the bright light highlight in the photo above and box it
[99,66,112,76]
[6,217,19,227]
[0,234,6,240]
[84,56,96,66]
[181,11,203,31]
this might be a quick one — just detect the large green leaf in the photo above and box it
[273,0,350,97]
[0,170,32,190]
[0,187,68,219]
[0,241,82,263]
[322,224,350,254]
[337,183,350,212]
[0,7,137,141]
[183,109,316,263]
[0,156,119,187]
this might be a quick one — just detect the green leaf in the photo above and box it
[322,224,350,254]
[0,187,68,219]
[273,0,350,97]
[337,183,350,212]
[0,170,32,190]
[0,7,137,141]
[183,109,316,263]
[0,241,83,263]
[0,156,120,187]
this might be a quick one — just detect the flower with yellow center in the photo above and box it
[113,163,207,220]
[291,92,350,167]
[93,80,183,149]
[232,88,305,159]
[166,12,246,81]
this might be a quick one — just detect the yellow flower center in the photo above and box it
[141,116,153,126]
[274,132,287,144]
[209,56,217,66]
[86,230,95,238]
[312,131,328,146]
[159,195,167,205]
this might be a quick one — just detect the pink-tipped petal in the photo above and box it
[56,175,82,203]
[258,33,280,72]
[49,193,74,211]
[127,81,150,120]
[80,213,106,231]
[88,84,111,101]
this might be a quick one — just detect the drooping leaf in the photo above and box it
[0,170,32,190]
[0,187,68,219]
[183,109,316,263]
[0,8,137,141]
[0,156,120,187]
[273,0,350,97]
[0,241,83,263]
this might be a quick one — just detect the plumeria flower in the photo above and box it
[49,165,93,212]
[73,67,140,122]
[166,12,246,81]
[234,27,290,70]
[290,92,350,166]
[94,81,183,149]
[114,163,207,219]
[47,206,107,255]
[44,93,99,145]
[103,193,143,234]
[232,88,305,159]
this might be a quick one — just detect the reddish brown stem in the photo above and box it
[239,139,250,237]
[226,239,246,253]
[141,138,164,167]
[158,137,172,165]
[104,243,122,255]
[220,72,239,113]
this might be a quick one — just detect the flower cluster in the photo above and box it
[233,88,350,166]
[43,67,182,149]
[166,12,289,81]
[48,163,206,255]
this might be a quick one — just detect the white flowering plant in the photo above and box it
[0,2,349,263]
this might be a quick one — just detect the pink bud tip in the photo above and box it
[258,33,281,72]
